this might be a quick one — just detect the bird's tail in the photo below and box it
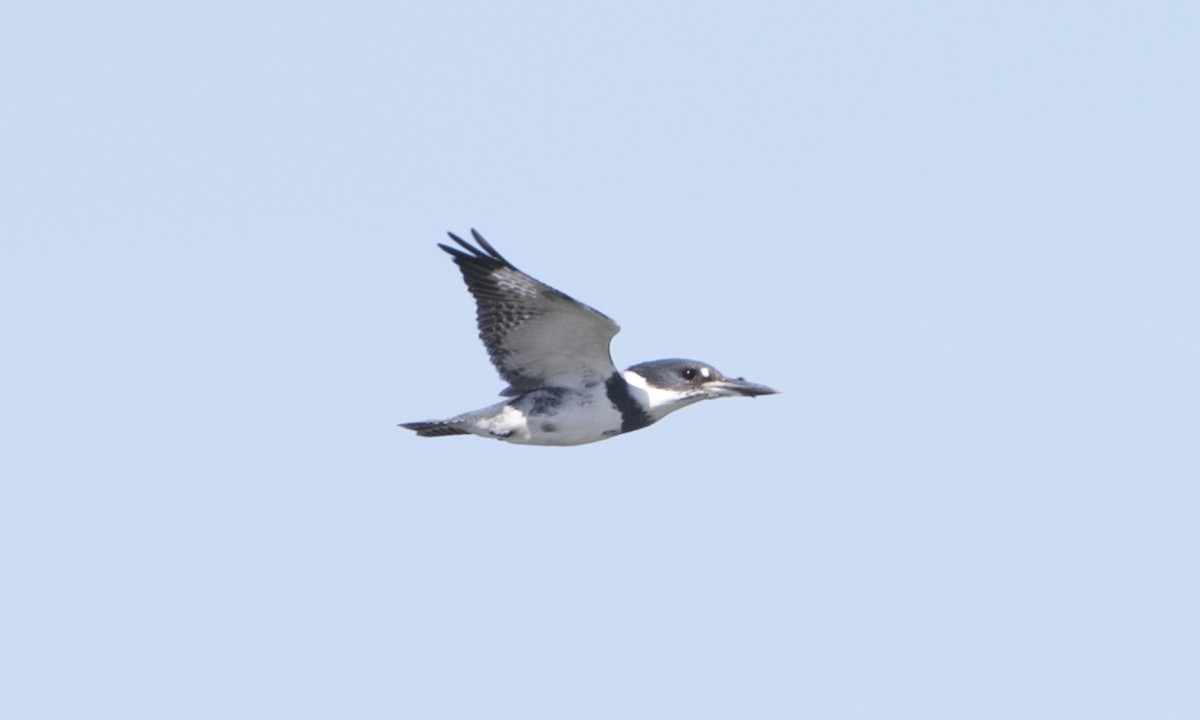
[399,419,471,437]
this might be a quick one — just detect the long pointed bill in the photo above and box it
[704,378,779,398]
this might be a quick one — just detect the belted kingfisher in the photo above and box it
[400,230,778,445]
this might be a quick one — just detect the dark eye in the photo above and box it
[681,368,698,381]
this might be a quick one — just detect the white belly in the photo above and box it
[463,389,629,446]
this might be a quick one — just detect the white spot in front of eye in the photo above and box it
[700,367,711,379]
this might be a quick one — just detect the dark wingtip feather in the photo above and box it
[443,231,485,258]
[437,242,471,261]
[437,229,514,268]
[469,229,507,263]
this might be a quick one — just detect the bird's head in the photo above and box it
[622,358,778,420]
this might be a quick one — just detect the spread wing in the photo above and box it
[438,230,621,395]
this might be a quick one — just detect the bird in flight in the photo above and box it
[400,230,777,445]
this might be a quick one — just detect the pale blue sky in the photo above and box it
[3,1,1198,718]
